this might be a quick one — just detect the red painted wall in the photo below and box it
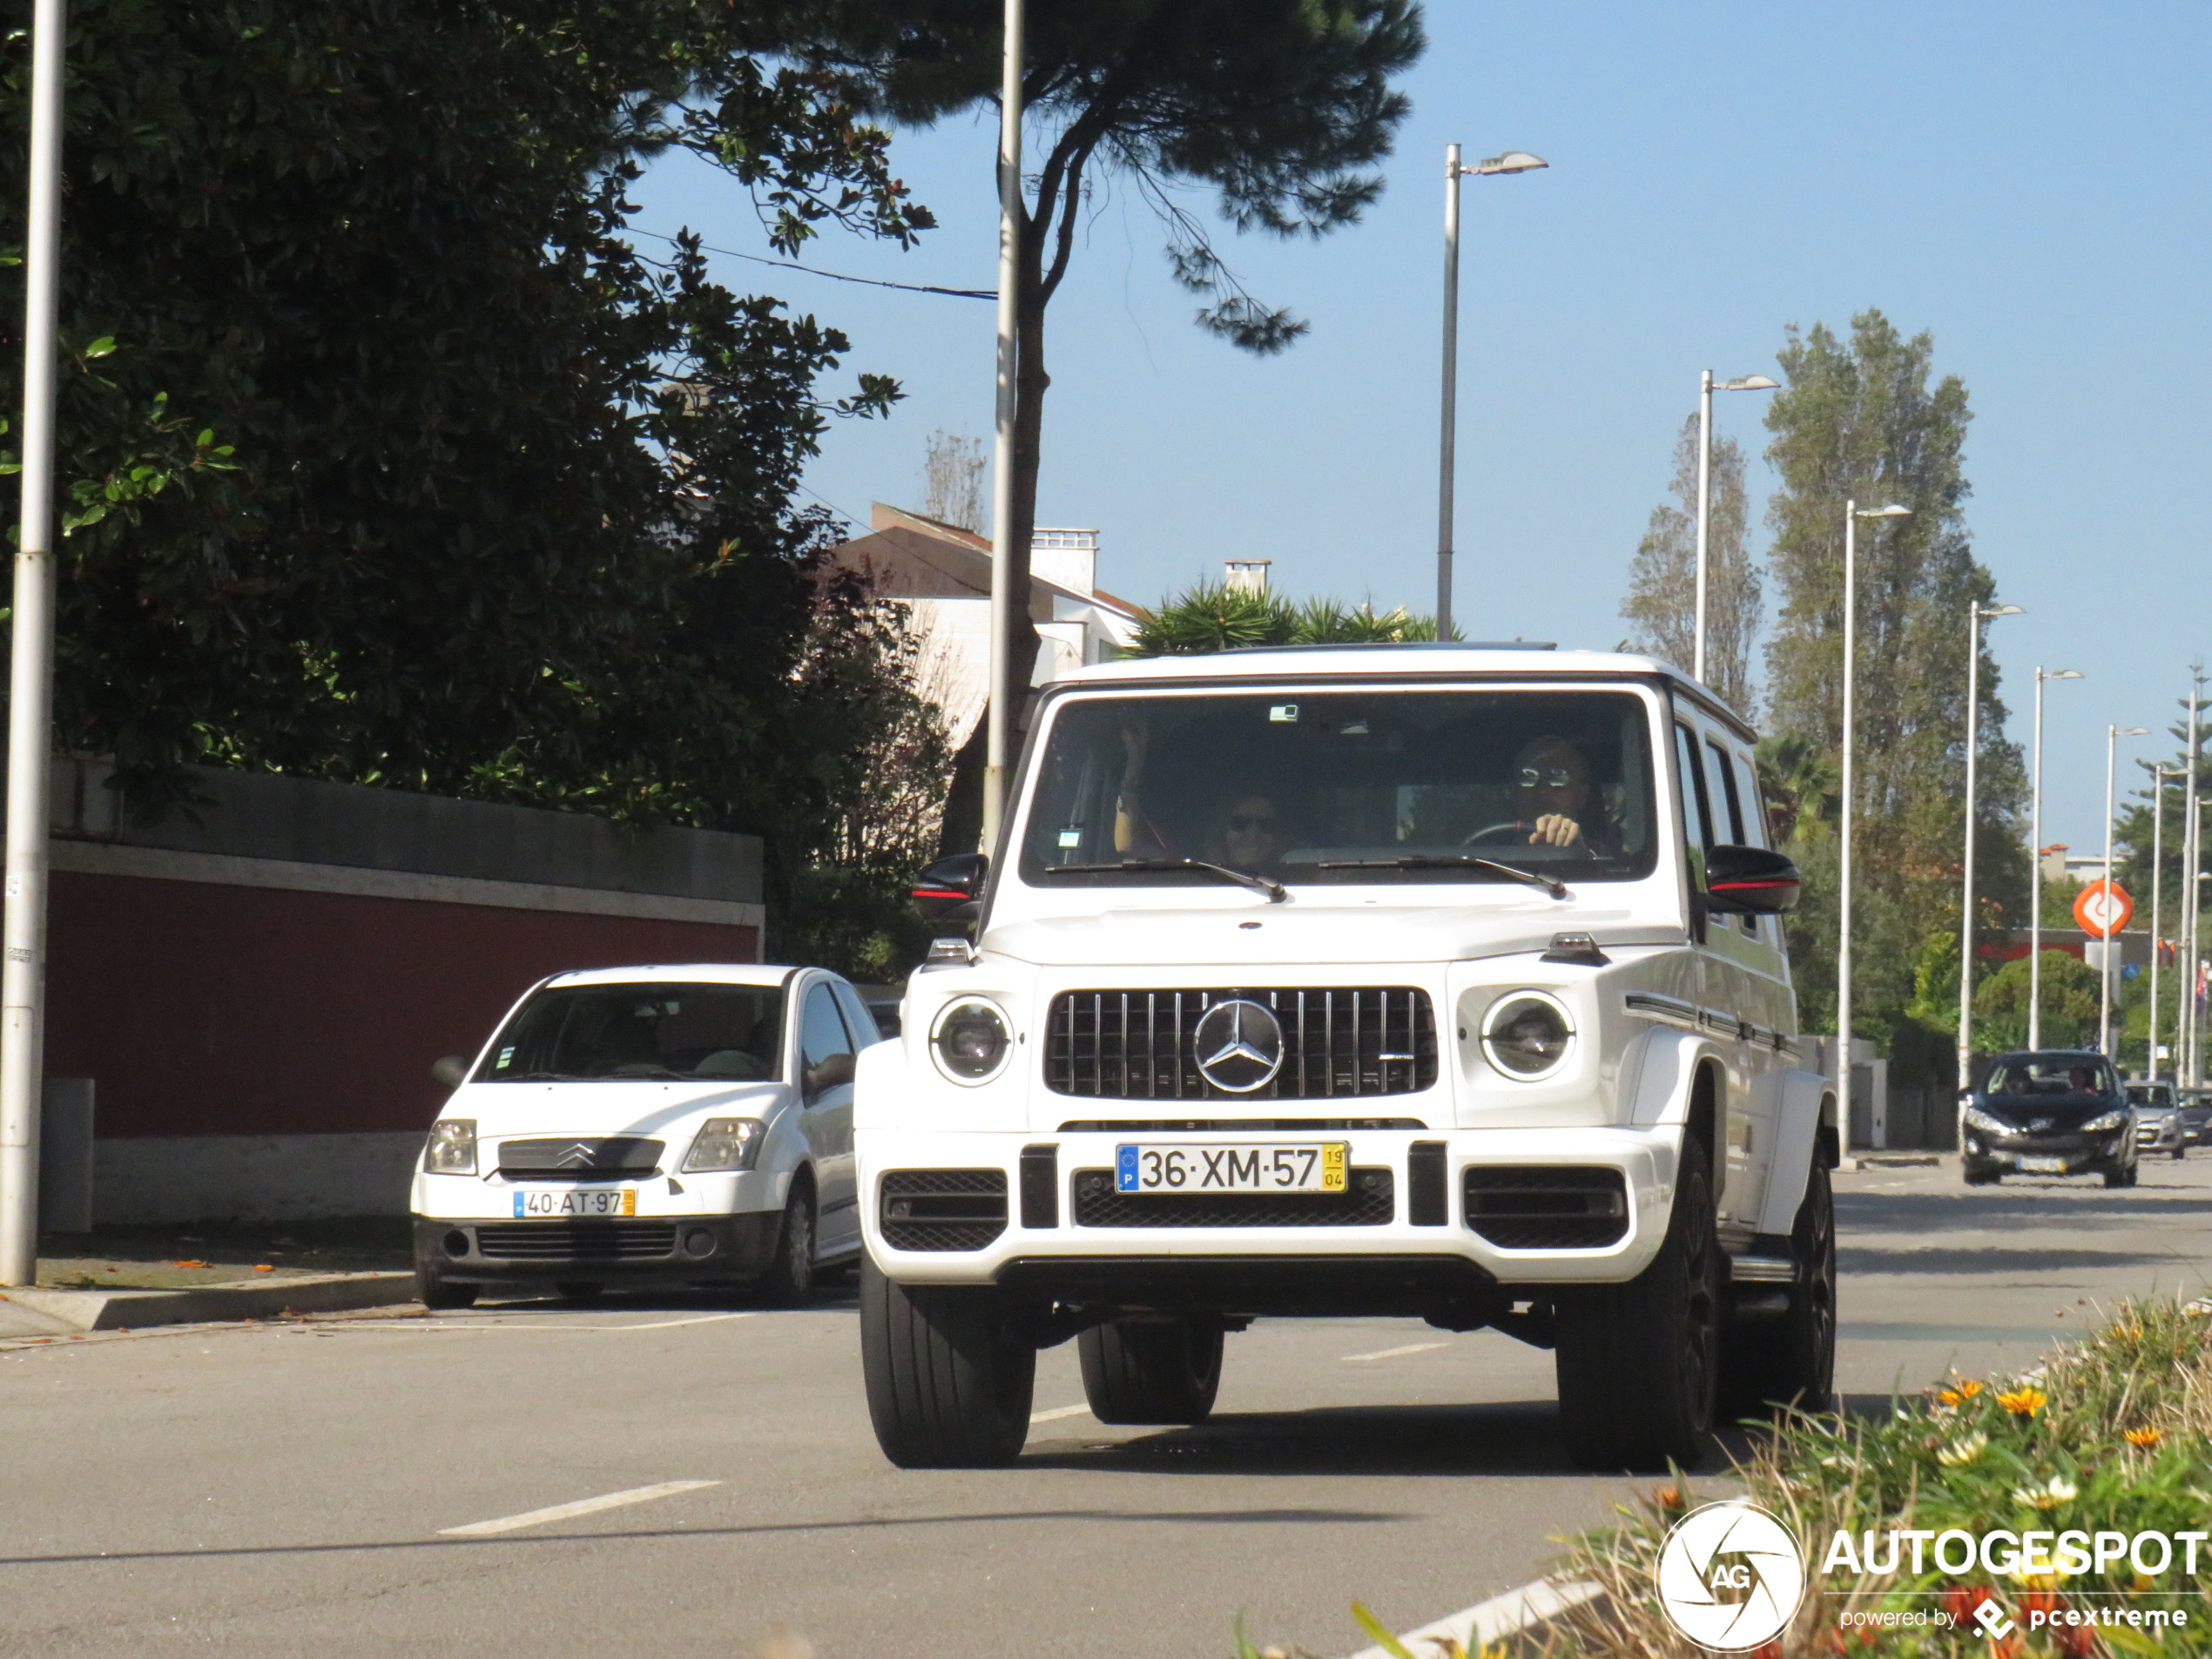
[46,871,761,1138]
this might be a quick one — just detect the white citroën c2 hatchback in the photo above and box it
[854,645,1838,1472]
[412,964,877,1306]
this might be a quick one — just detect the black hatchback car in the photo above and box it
[1962,1050,2139,1187]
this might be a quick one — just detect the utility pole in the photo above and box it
[2187,672,2203,1084]
[0,0,67,1287]
[978,0,1023,854]
[1957,601,2022,1093]
[2150,764,2172,1078]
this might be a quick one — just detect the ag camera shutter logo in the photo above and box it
[1654,1500,1807,1650]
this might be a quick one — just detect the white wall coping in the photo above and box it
[52,839,766,932]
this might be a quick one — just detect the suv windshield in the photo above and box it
[1020,689,1658,888]
[1987,1054,2118,1098]
[2128,1084,2173,1110]
[477,983,783,1082]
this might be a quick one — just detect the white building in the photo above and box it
[825,505,1145,747]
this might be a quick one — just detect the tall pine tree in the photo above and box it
[1620,413,1758,713]
[1760,310,2027,1052]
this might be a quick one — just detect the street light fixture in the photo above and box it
[2029,666,2087,1049]
[1694,371,1780,685]
[2101,725,2149,1058]
[1957,601,2024,1093]
[1840,501,1911,1146]
[1435,145,1548,638]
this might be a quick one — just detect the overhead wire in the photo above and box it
[629,226,995,300]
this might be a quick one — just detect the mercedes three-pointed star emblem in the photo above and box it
[1192,999,1285,1094]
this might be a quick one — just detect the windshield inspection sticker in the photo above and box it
[1058,830,1082,847]
[1268,704,1298,722]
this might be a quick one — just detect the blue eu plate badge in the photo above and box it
[1116,1144,1141,1192]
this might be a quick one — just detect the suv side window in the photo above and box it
[1706,738,1745,843]
[1674,725,1713,853]
[799,982,857,1102]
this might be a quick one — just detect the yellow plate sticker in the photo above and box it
[1321,1143,1347,1191]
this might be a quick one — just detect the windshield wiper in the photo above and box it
[1315,853,1569,900]
[1041,858,1287,903]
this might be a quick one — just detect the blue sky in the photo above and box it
[638,2,2212,857]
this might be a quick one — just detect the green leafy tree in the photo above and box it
[0,1,943,968]
[1619,415,1758,712]
[1972,949,2100,1053]
[767,0,1426,840]
[1130,581,1441,655]
[1759,310,2029,1058]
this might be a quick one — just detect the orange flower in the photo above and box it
[1652,1484,1683,1513]
[1996,1386,2047,1417]
[1938,1388,1963,1407]
[1959,1379,1985,1398]
[2124,1425,2162,1447]
[2019,1590,2060,1622]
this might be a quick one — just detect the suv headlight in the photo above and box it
[425,1119,476,1175]
[1481,992,1575,1081]
[1961,1105,2010,1135]
[683,1117,767,1172]
[2082,1109,2130,1132]
[932,997,1013,1083]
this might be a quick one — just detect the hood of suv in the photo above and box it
[982,902,1667,968]
[442,1079,786,1143]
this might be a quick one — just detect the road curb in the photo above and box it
[1850,1153,1944,1169]
[1345,1576,1606,1659]
[0,1270,416,1331]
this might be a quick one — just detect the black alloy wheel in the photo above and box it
[1718,1162,1836,1419]
[1554,1135,1720,1471]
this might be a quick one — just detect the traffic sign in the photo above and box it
[2074,878,2134,939]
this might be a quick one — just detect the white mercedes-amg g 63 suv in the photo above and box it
[855,645,1837,1471]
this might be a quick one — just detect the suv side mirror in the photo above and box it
[1705,844,1801,914]
[430,1055,471,1089]
[913,853,988,928]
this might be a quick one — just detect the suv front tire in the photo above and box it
[860,1259,1035,1467]
[1554,1135,1720,1471]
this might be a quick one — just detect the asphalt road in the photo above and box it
[4,1153,2210,1659]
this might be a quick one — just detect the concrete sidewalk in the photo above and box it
[2,1270,417,1334]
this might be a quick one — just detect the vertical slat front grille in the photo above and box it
[1044,988,1436,1100]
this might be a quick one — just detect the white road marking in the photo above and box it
[1342,1575,1602,1659]
[1028,1403,1092,1423]
[1339,1341,1447,1363]
[373,1313,756,1334]
[439,1480,720,1537]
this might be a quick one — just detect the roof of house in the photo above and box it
[820,504,1145,622]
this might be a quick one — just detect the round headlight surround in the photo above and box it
[1481,991,1576,1081]
[930,996,1014,1084]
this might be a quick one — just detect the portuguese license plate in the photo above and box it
[512,1188,637,1217]
[1115,1143,1347,1194]
[2017,1155,2071,1173]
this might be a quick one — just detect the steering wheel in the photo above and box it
[1461,821,1529,846]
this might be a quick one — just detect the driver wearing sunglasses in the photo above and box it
[1217,791,1286,868]
[1514,736,1609,851]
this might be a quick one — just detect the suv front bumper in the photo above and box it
[857,1124,1683,1290]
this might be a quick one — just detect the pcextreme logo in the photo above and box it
[1656,1500,1809,1651]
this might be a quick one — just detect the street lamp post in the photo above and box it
[2186,672,2204,1085]
[2148,764,2175,1078]
[1435,145,1546,639]
[2101,725,2148,1059]
[1693,370,1779,686]
[1957,601,2024,1094]
[0,0,67,1288]
[1840,501,1911,1146]
[2029,666,2086,1049]
[978,0,1024,853]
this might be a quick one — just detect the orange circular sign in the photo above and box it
[2074,878,2134,939]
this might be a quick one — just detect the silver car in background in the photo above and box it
[2130,1082,2186,1160]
